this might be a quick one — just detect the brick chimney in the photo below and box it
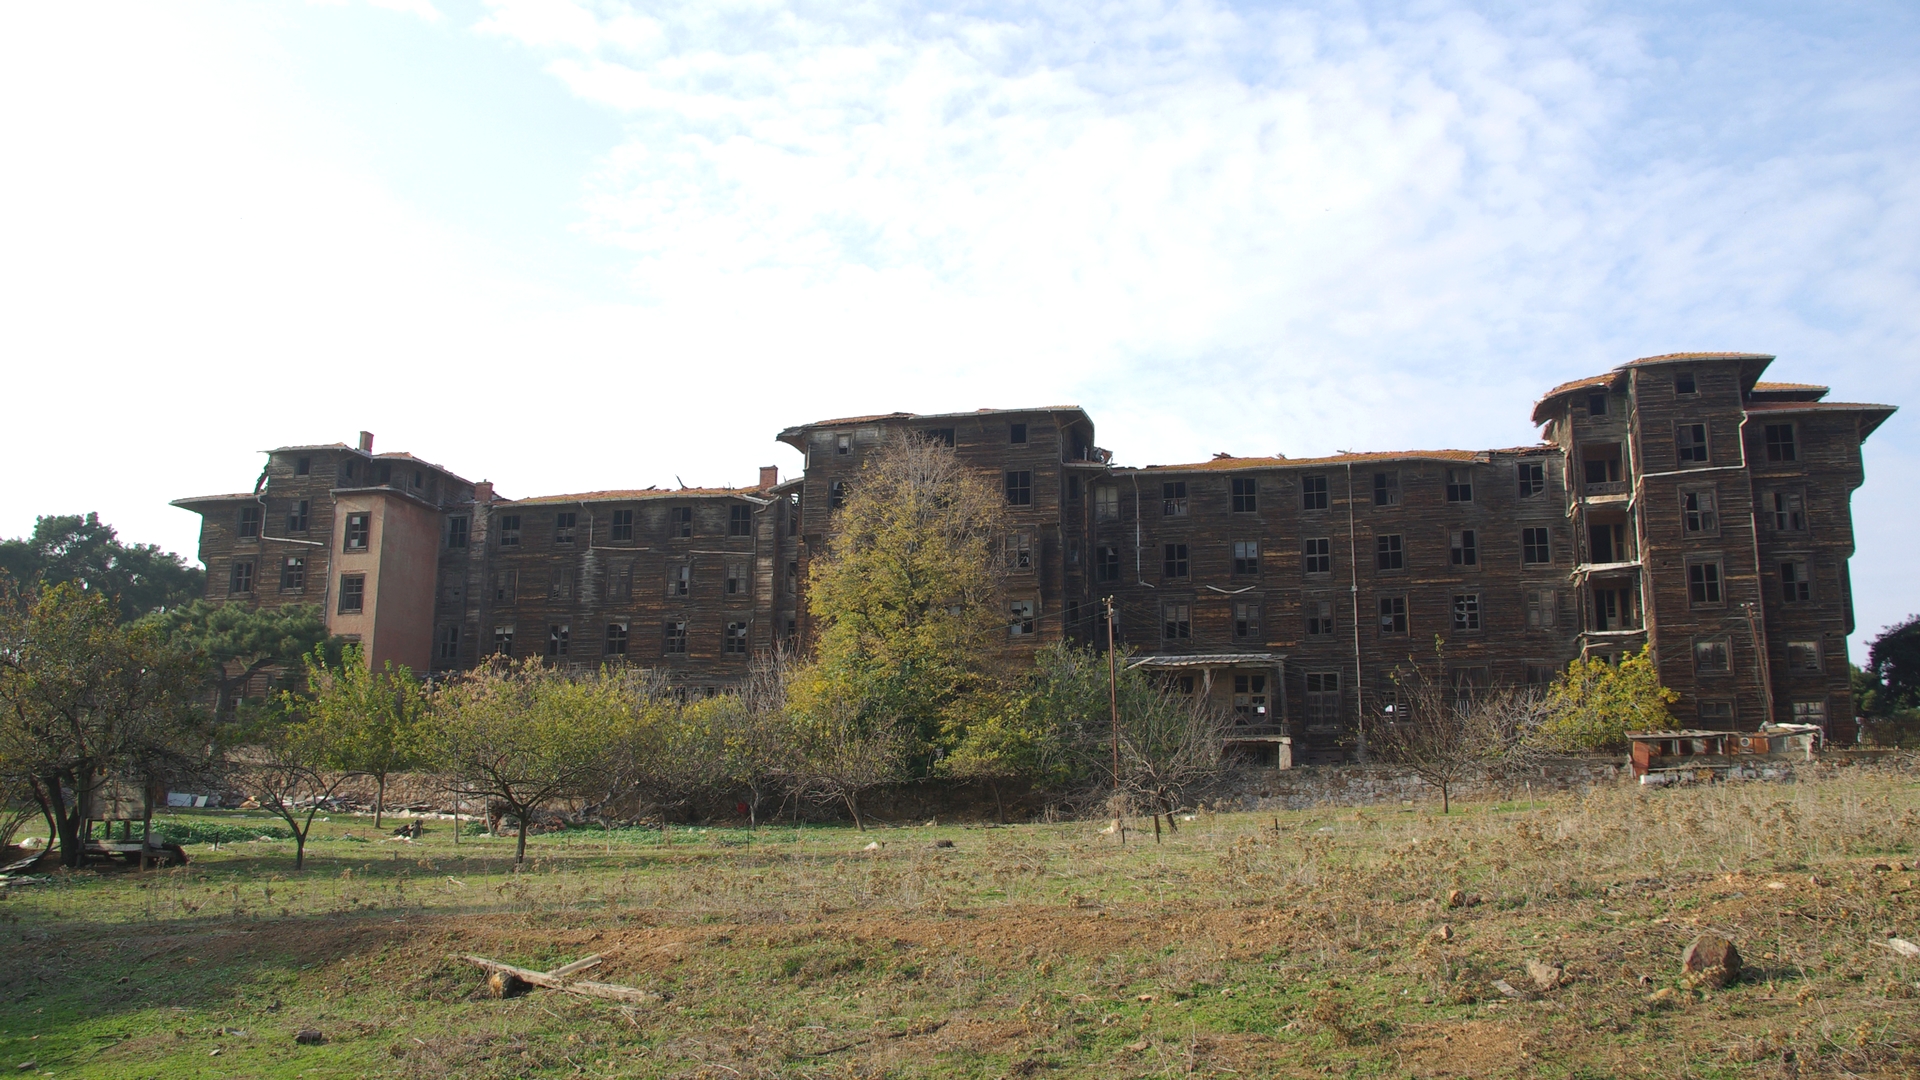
[758,465,779,490]
[358,431,375,453]
[474,481,494,502]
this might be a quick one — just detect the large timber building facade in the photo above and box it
[175,352,1892,759]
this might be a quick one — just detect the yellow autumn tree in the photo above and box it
[1538,646,1678,753]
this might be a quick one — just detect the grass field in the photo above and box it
[2,765,1918,1079]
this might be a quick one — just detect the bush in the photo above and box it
[148,820,292,845]
[1859,711,1920,748]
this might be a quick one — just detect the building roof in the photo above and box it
[510,487,770,506]
[1531,352,1779,424]
[1135,449,1483,472]
[776,405,1092,449]
[1623,351,1774,367]
[1744,400,1897,438]
[170,492,257,508]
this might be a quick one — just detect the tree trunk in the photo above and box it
[373,774,386,829]
[1152,812,1161,843]
[1440,783,1451,814]
[990,781,1005,825]
[43,774,84,869]
[293,832,307,870]
[516,814,530,864]
[846,790,865,832]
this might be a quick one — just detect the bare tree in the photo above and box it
[1368,664,1545,813]
[1110,679,1232,836]
[229,740,358,870]
[791,697,909,832]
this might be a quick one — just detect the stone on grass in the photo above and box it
[1526,959,1564,991]
[1681,933,1742,989]
[294,1029,325,1045]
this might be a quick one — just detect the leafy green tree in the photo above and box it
[143,600,332,723]
[228,723,357,871]
[0,584,205,866]
[788,693,910,832]
[1867,614,1920,712]
[1538,646,1677,752]
[427,659,635,863]
[798,433,1009,763]
[290,645,426,827]
[939,643,1088,821]
[1,513,203,620]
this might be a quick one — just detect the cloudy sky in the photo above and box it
[1,0,1914,659]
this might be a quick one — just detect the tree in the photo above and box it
[698,651,796,826]
[228,725,357,871]
[143,600,333,723]
[0,584,204,866]
[801,432,1009,761]
[1867,614,1920,712]
[290,645,426,827]
[1110,675,1231,833]
[1538,646,1677,752]
[1,513,203,620]
[1370,665,1545,813]
[427,659,633,863]
[788,693,910,832]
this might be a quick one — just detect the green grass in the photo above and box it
[3,764,1919,1078]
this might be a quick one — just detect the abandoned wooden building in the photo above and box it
[174,352,1893,761]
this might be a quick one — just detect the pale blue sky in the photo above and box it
[1,1,1914,660]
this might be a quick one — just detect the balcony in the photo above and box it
[1582,480,1630,498]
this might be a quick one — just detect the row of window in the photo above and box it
[1091,528,1557,583]
[442,620,753,661]
[1146,589,1522,644]
[475,505,755,549]
[482,561,757,605]
[1090,465,1546,521]
[1692,637,1827,675]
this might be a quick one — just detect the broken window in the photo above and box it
[1451,593,1481,631]
[1067,539,1081,568]
[604,563,632,603]
[1303,537,1331,575]
[1698,701,1733,726]
[1376,534,1404,571]
[1304,672,1341,730]
[1093,485,1118,520]
[554,512,577,545]
[1522,527,1551,565]
[548,566,575,601]
[1162,480,1188,516]
[1449,529,1477,567]
[344,513,370,551]
[280,556,305,591]
[237,506,261,539]
[337,574,365,614]
[1306,600,1335,637]
[1675,371,1697,395]
[1162,603,1191,642]
[1693,638,1730,673]
[1096,545,1121,583]
[1231,477,1257,513]
[1586,393,1609,417]
[1378,595,1407,635]
[605,622,628,656]
[493,625,514,656]
[1006,532,1034,572]
[1526,588,1558,629]
[785,561,798,596]
[447,516,469,549]
[1010,600,1036,637]
[1764,423,1797,462]
[725,621,749,654]
[1525,662,1559,686]
[224,558,255,595]
[1010,422,1028,444]
[1790,700,1827,725]
[1592,586,1634,630]
[1788,640,1821,672]
[294,455,311,476]
[1688,561,1723,605]
[1233,674,1268,718]
[924,427,955,447]
[1232,540,1259,575]
[835,433,851,455]
[493,569,517,605]
[1163,543,1189,580]
[672,506,692,537]
[547,624,570,658]
[1006,468,1036,507]
[1373,471,1401,506]
[288,500,309,532]
[667,563,690,597]
[1301,475,1328,511]
[437,624,460,663]
[1770,491,1805,531]
[1781,559,1812,602]
[729,505,752,537]
[663,620,687,655]
[726,563,747,595]
[1445,468,1473,503]
[1588,522,1626,563]
[1582,445,1624,488]
[1676,423,1709,465]
[1683,489,1718,534]
[339,459,357,483]
[828,481,846,510]
[1516,462,1546,499]
[1233,602,1261,641]
[498,514,521,547]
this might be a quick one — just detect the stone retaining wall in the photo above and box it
[1209,756,1632,812]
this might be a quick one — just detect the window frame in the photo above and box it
[610,508,634,542]
[1161,480,1188,517]
[1305,599,1336,637]
[497,514,522,547]
[1516,461,1546,499]
[1780,558,1812,603]
[1230,477,1257,513]
[1521,527,1551,566]
[1005,470,1034,506]
[1448,528,1478,567]
[1375,533,1404,571]
[237,505,261,539]
[604,621,629,656]
[1373,471,1401,506]
[724,620,750,654]
[1009,600,1037,637]
[280,556,306,592]
[1231,540,1260,576]
[1233,601,1261,642]
[1764,423,1797,463]
[1445,467,1474,503]
[729,504,753,537]
[1676,422,1710,465]
[1450,593,1482,632]
[1161,602,1191,642]
[1302,537,1332,576]
[1378,595,1408,636]
[554,511,577,545]
[447,515,469,549]
[1162,543,1190,581]
[1692,636,1731,675]
[1682,487,1719,536]
[337,573,366,614]
[343,512,370,552]
[229,560,254,595]
[1301,475,1329,511]
[1687,559,1724,606]
[662,619,688,656]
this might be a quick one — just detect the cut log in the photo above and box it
[455,954,659,1006]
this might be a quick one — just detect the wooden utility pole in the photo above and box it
[1106,596,1122,843]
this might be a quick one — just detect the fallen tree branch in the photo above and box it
[455,953,661,1005]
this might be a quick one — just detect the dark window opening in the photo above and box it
[1781,560,1811,602]
[237,506,261,539]
[1231,477,1257,513]
[1451,593,1481,631]
[1449,529,1477,567]
[1306,600,1335,637]
[1517,461,1545,498]
[605,622,629,656]
[1010,422,1028,444]
[663,620,688,655]
[730,504,752,537]
[1303,537,1331,574]
[294,455,311,476]
[229,561,254,594]
[1301,475,1329,511]
[287,500,309,532]
[344,513,370,551]
[1522,527,1550,565]
[1378,596,1407,635]
[1009,601,1036,637]
[1376,534,1403,571]
[1232,540,1259,575]
[493,626,514,656]
[1771,491,1805,531]
[547,624,570,657]
[1163,543,1189,580]
[554,512,577,545]
[673,506,692,537]
[280,557,305,591]
[1765,424,1797,462]
[1684,490,1717,534]
[1096,545,1121,583]
[1162,480,1188,516]
[337,574,365,614]
[1586,393,1609,416]
[1005,470,1033,506]
[1445,468,1473,503]
[924,427,955,447]
[725,621,749,654]
[1234,603,1261,641]
[828,481,846,509]
[1676,423,1709,464]
[1162,603,1191,642]
[1688,562,1723,605]
[497,514,521,547]
[447,516,469,549]
[1373,471,1400,506]
[1675,372,1697,395]
[437,625,460,663]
